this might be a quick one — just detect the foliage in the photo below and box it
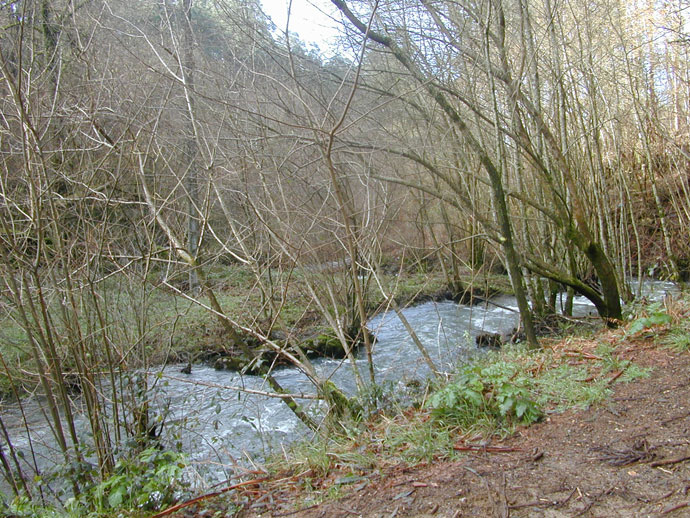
[67,448,188,516]
[533,363,611,411]
[427,360,542,429]
[0,496,63,518]
[280,439,338,478]
[662,327,690,352]
[625,297,690,353]
[382,418,457,463]
[655,297,690,351]
[625,303,672,336]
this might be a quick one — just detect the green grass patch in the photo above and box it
[534,363,611,411]
[382,416,458,464]
[662,326,690,352]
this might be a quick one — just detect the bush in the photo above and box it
[67,447,188,515]
[427,361,542,428]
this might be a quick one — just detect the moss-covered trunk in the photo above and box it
[583,242,622,323]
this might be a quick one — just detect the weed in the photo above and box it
[302,482,344,508]
[330,450,377,471]
[427,360,542,430]
[383,418,456,463]
[283,440,335,478]
[620,363,652,382]
[324,484,344,501]
[1,448,187,518]
[596,344,632,373]
[625,302,672,336]
[0,496,63,518]
[662,327,690,352]
[534,363,610,411]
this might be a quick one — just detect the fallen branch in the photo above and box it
[150,477,269,518]
[272,503,320,517]
[509,488,577,510]
[564,351,603,360]
[651,455,690,467]
[661,412,690,426]
[661,502,689,515]
[594,440,654,466]
[454,444,524,453]
[607,370,624,385]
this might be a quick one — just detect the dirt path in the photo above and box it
[170,342,690,518]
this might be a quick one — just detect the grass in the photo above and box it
[662,327,690,352]
[381,415,458,463]
[535,363,612,411]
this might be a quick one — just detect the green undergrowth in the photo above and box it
[623,292,690,352]
[1,447,188,518]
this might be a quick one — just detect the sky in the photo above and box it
[260,0,342,54]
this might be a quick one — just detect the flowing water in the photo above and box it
[1,279,678,488]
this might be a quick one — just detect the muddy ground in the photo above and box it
[168,337,690,518]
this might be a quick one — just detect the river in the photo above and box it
[0,279,677,490]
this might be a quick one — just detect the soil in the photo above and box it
[167,338,690,518]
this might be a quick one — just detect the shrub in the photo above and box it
[427,361,542,429]
[67,447,188,515]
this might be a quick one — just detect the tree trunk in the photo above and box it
[181,0,200,293]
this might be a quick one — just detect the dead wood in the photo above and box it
[650,454,690,467]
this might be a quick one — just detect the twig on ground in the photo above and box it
[593,439,655,466]
[661,501,689,514]
[660,412,690,425]
[607,370,624,385]
[454,444,524,453]
[509,487,577,510]
[564,351,603,360]
[498,472,509,518]
[273,503,320,517]
[651,454,690,467]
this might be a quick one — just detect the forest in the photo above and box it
[0,0,689,516]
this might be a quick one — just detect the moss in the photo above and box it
[303,332,350,358]
[321,380,364,422]
[213,356,248,371]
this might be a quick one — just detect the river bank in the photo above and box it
[245,335,690,518]
[153,292,690,518]
[0,266,512,399]
[0,266,517,510]
[154,268,513,374]
[153,290,690,518]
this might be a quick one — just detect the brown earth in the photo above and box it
[166,337,690,518]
